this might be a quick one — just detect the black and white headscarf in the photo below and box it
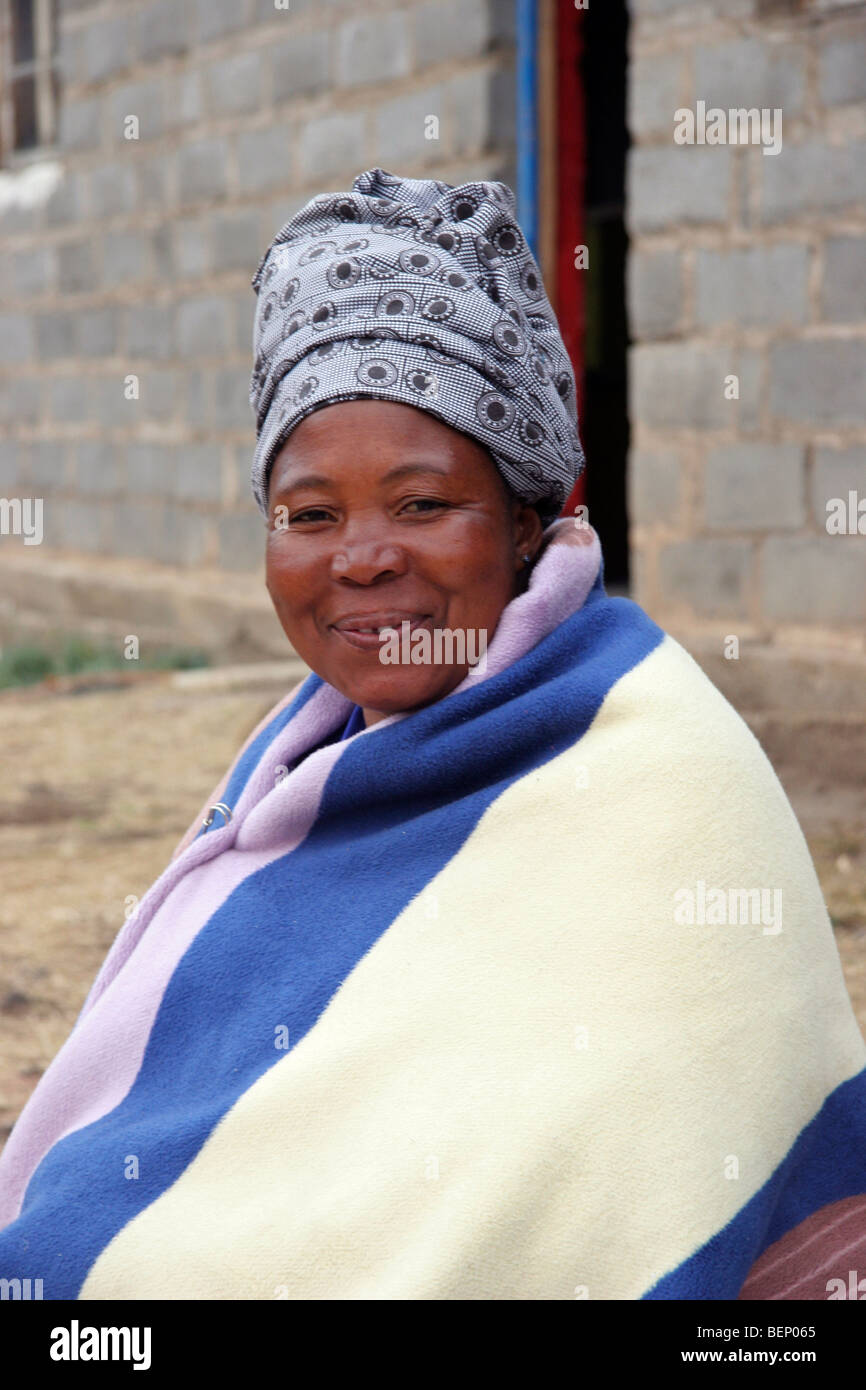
[248,167,584,527]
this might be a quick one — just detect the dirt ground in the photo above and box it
[1,674,864,1153]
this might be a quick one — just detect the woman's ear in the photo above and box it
[511,498,544,566]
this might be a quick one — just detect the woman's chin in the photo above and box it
[335,666,465,717]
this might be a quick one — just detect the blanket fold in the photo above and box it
[1,521,864,1301]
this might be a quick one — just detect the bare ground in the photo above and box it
[1,676,864,1152]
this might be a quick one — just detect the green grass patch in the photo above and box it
[0,636,211,689]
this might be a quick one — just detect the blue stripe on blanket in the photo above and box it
[3,579,664,1298]
[643,1065,866,1299]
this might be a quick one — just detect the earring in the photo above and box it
[523,553,532,565]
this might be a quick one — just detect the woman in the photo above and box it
[1,169,864,1301]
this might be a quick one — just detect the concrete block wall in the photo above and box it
[626,0,866,650]
[0,0,517,583]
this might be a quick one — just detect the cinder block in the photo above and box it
[219,511,267,571]
[77,308,118,358]
[762,535,866,623]
[0,314,35,364]
[628,52,687,138]
[237,125,295,193]
[212,213,261,273]
[627,249,683,339]
[82,15,133,83]
[821,237,866,322]
[628,448,682,523]
[135,155,170,210]
[110,79,164,142]
[197,0,249,42]
[211,368,256,430]
[769,339,866,425]
[43,174,84,228]
[162,71,202,129]
[704,443,805,529]
[27,441,69,488]
[102,230,152,287]
[35,313,77,360]
[174,443,224,503]
[0,440,21,490]
[206,52,265,116]
[58,240,97,294]
[176,139,230,204]
[88,163,137,219]
[448,71,491,159]
[694,36,805,113]
[124,303,176,359]
[412,0,492,68]
[59,97,103,151]
[695,243,808,327]
[336,12,410,88]
[173,217,211,279]
[734,347,764,433]
[138,368,179,419]
[74,440,124,495]
[90,373,145,426]
[811,447,866,529]
[298,110,363,181]
[375,85,447,167]
[629,343,733,429]
[627,147,732,234]
[658,538,753,618]
[50,375,90,424]
[819,34,866,106]
[761,141,866,223]
[126,442,176,496]
[0,376,40,424]
[136,0,191,61]
[10,246,57,299]
[183,369,211,428]
[272,30,330,102]
[177,296,231,357]
[233,290,257,355]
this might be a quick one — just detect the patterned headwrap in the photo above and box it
[248,167,584,527]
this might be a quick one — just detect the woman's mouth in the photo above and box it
[330,615,433,652]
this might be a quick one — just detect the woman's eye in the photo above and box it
[289,507,333,523]
[401,498,447,514]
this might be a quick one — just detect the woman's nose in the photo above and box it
[330,540,409,584]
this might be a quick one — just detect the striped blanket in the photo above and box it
[1,521,864,1300]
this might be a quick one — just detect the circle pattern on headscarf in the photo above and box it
[492,319,527,357]
[376,289,415,316]
[250,170,585,528]
[298,240,337,265]
[326,258,362,290]
[405,367,439,399]
[398,248,440,276]
[357,358,398,387]
[420,295,455,322]
[476,391,515,433]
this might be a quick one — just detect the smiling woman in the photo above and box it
[265,398,541,724]
[1,168,865,1303]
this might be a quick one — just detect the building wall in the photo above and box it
[0,0,517,586]
[626,0,866,651]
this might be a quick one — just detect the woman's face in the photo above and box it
[265,399,543,725]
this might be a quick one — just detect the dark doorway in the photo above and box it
[581,0,630,590]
